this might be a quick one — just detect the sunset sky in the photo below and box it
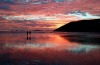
[0,0,100,31]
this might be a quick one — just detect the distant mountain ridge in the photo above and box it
[54,19,100,32]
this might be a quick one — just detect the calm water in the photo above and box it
[0,32,100,65]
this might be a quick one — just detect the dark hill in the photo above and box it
[54,19,100,32]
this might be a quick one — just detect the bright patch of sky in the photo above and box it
[67,12,100,19]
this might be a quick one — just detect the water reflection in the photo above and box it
[0,32,100,65]
[61,32,100,44]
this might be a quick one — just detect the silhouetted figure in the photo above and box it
[29,31,31,34]
[27,31,28,35]
[27,31,31,35]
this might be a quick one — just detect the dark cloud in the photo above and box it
[0,0,14,3]
[53,0,66,2]
[0,6,10,10]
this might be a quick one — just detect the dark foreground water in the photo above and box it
[0,32,100,65]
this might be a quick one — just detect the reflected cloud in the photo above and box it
[0,32,100,65]
[2,42,100,53]
[67,44,99,53]
[3,43,56,49]
[0,32,100,54]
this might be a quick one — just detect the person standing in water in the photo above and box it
[27,31,31,35]
[27,31,28,35]
[29,31,31,34]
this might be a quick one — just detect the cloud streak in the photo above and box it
[3,15,60,21]
[2,12,100,21]
[1,12,100,31]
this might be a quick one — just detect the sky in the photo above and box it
[0,0,100,31]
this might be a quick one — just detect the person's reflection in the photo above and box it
[27,31,31,40]
[27,36,31,40]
